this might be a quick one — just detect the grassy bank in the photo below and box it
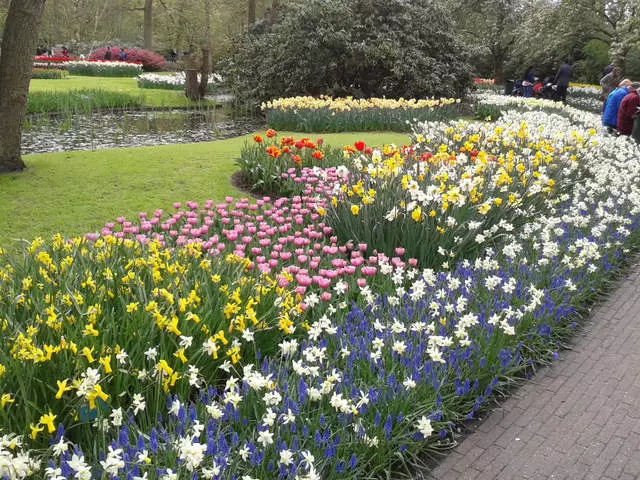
[29,76,200,108]
[0,131,409,250]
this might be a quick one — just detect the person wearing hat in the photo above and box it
[617,82,640,136]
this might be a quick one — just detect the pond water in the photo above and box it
[22,107,263,155]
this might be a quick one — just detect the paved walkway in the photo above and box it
[425,262,640,480]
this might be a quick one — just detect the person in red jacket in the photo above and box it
[617,82,640,136]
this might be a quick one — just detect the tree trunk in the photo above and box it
[493,57,505,85]
[185,69,200,101]
[199,0,211,99]
[199,48,210,99]
[143,0,153,51]
[248,0,256,26]
[270,0,279,24]
[0,0,47,173]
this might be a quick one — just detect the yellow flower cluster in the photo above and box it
[262,96,459,112]
[336,120,592,232]
[0,234,301,441]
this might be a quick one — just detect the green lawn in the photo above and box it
[30,75,198,108]
[0,132,409,251]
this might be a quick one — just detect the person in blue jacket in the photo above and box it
[602,79,632,132]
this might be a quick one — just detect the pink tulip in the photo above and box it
[321,292,332,302]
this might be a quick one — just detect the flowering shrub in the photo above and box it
[89,47,166,72]
[236,130,345,195]
[2,105,640,478]
[31,68,68,79]
[263,96,463,132]
[137,72,222,91]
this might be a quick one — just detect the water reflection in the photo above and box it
[22,109,263,155]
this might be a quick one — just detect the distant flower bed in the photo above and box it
[65,60,143,77]
[31,68,68,79]
[137,72,222,91]
[33,59,143,76]
[263,96,463,132]
[89,47,166,72]
[568,83,601,98]
[473,77,495,84]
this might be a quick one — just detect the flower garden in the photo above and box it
[2,91,640,479]
[137,73,222,92]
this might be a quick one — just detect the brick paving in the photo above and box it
[424,262,640,480]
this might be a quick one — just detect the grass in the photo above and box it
[29,76,201,108]
[0,131,409,251]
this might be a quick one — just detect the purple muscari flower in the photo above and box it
[374,411,381,426]
[383,415,393,439]
[298,378,308,403]
[137,434,145,451]
[314,430,322,446]
[302,425,309,438]
[439,429,447,439]
[323,444,336,459]
[267,461,274,472]
[119,426,129,446]
[149,428,158,453]
[319,414,327,429]
[397,412,403,423]
[335,460,346,473]
[349,453,357,470]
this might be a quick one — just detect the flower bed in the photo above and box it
[65,60,143,77]
[235,129,346,196]
[33,59,143,77]
[137,72,222,91]
[1,106,640,479]
[31,68,68,79]
[263,96,463,132]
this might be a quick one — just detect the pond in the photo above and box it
[22,107,263,155]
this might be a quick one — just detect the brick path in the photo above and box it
[425,262,640,480]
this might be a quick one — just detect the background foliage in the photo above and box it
[224,0,472,103]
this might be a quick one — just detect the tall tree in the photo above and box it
[143,0,153,50]
[248,0,256,25]
[0,0,47,173]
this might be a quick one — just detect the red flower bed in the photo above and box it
[89,47,166,72]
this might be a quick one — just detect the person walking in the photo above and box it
[553,58,572,103]
[617,82,640,136]
[119,49,127,61]
[104,46,112,60]
[602,79,632,133]
[522,66,535,98]
[600,66,622,109]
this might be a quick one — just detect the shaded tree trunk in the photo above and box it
[0,0,47,173]
[248,0,256,26]
[143,0,153,51]
[493,58,505,84]
[199,47,210,99]
[270,0,279,24]
[185,69,200,101]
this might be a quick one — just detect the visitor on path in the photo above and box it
[602,79,632,132]
[600,66,622,108]
[119,49,127,61]
[553,58,572,103]
[105,46,112,60]
[61,46,69,58]
[616,82,640,136]
[522,66,535,97]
